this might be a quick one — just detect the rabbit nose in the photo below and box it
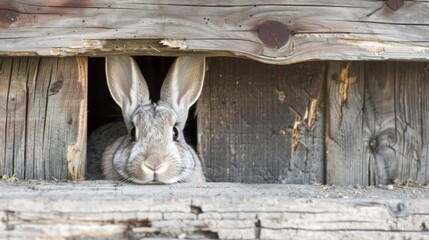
[142,154,168,174]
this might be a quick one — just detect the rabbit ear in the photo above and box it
[160,56,206,124]
[105,56,150,127]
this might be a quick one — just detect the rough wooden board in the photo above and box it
[0,57,87,180]
[422,62,429,184]
[0,181,428,239]
[0,58,13,177]
[1,1,429,63]
[0,58,38,179]
[393,62,426,183]
[326,62,366,185]
[197,58,324,183]
[363,62,398,185]
[327,62,429,186]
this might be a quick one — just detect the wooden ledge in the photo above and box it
[1,1,429,63]
[0,181,428,239]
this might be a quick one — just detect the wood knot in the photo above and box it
[386,0,404,11]
[369,137,378,151]
[49,80,64,95]
[0,10,20,28]
[396,203,406,212]
[257,20,290,49]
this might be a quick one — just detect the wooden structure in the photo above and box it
[0,57,87,181]
[0,0,429,186]
[0,181,428,239]
[1,0,429,64]
[1,1,429,239]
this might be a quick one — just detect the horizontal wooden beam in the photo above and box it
[1,1,429,63]
[0,181,428,239]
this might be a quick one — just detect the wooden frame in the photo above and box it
[0,1,429,239]
[0,1,428,64]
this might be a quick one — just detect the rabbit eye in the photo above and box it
[172,126,179,141]
[130,127,136,142]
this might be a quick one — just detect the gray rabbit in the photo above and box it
[87,56,206,183]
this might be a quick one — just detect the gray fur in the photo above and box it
[87,122,126,180]
[87,56,206,184]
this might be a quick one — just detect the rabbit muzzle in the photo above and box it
[141,154,169,182]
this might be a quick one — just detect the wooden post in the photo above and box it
[0,57,87,180]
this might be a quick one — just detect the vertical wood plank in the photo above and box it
[422,63,429,184]
[0,58,32,179]
[328,62,429,185]
[26,57,52,179]
[8,58,37,179]
[66,57,87,180]
[0,56,87,180]
[43,57,87,180]
[363,62,428,185]
[326,62,366,185]
[0,58,13,177]
[197,58,324,183]
[393,62,424,183]
[362,62,397,185]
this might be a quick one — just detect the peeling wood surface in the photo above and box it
[0,181,428,239]
[197,58,324,183]
[0,57,87,180]
[326,62,429,185]
[1,1,429,63]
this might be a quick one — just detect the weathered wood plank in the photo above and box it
[363,62,397,185]
[25,57,52,179]
[0,58,35,179]
[0,58,13,177]
[326,62,366,185]
[1,1,429,63]
[393,62,425,183]
[0,181,428,239]
[0,57,87,180]
[8,59,35,179]
[42,57,87,180]
[197,58,324,183]
[422,62,429,184]
[327,62,429,185]
[67,57,87,180]
[363,62,428,185]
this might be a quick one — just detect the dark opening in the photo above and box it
[87,56,198,148]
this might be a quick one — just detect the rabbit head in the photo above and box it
[104,56,206,184]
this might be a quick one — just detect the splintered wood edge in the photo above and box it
[66,57,88,181]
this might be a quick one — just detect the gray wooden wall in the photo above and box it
[0,57,87,180]
[1,56,428,186]
[198,58,429,185]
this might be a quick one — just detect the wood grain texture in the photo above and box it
[363,62,397,185]
[0,58,13,177]
[0,181,428,239]
[0,57,87,180]
[1,1,429,63]
[326,62,366,185]
[0,58,37,179]
[327,62,429,185]
[422,62,429,184]
[197,58,324,183]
